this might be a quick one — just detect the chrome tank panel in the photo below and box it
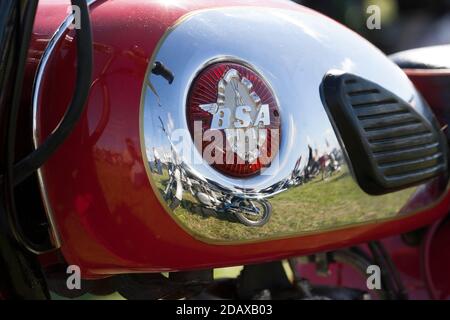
[141,7,446,242]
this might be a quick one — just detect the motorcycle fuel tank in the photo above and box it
[32,0,449,277]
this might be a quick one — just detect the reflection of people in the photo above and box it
[124,138,145,187]
[319,153,330,180]
[293,156,302,177]
[305,145,320,180]
[153,147,162,175]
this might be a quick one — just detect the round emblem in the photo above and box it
[187,62,281,177]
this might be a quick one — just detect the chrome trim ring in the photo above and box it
[32,0,98,249]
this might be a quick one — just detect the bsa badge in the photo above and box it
[187,62,281,177]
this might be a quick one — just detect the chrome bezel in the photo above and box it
[141,7,448,243]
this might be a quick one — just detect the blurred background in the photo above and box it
[295,0,450,54]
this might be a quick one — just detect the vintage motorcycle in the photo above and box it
[0,0,449,300]
[164,160,273,227]
[159,116,272,227]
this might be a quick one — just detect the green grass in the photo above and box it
[153,167,414,242]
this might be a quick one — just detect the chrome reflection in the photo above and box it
[141,7,446,242]
[146,114,416,240]
[156,117,272,227]
[259,146,344,197]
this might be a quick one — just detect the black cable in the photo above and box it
[13,0,93,186]
[368,241,408,300]
[373,241,409,299]
[3,0,42,252]
[332,248,389,300]
[3,0,93,253]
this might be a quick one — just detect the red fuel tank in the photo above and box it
[32,0,449,278]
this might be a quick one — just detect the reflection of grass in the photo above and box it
[96,161,414,242]
[214,266,243,279]
[153,167,414,242]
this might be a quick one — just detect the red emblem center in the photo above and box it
[187,62,281,177]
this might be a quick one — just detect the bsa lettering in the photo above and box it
[199,69,272,163]
[187,62,281,176]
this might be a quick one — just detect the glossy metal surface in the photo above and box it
[142,7,447,242]
[32,0,450,276]
[32,0,98,249]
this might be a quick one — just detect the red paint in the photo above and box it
[32,0,450,278]
[404,70,450,140]
[298,226,450,300]
[421,219,450,299]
